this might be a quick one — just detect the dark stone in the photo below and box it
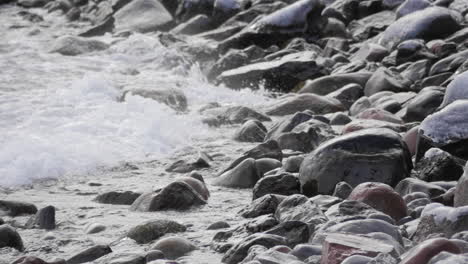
[94,191,141,205]
[332,181,353,199]
[252,172,301,200]
[233,120,267,143]
[299,128,412,196]
[130,181,206,211]
[348,11,396,41]
[240,194,286,218]
[165,151,211,173]
[220,140,283,175]
[264,221,309,247]
[126,220,186,244]
[283,155,304,173]
[0,225,24,251]
[67,245,112,264]
[413,148,465,182]
[219,51,328,92]
[26,205,56,230]
[0,200,37,217]
[326,83,364,109]
[222,233,288,264]
[208,221,230,230]
[351,43,389,62]
[378,7,461,49]
[404,88,444,122]
[213,158,259,188]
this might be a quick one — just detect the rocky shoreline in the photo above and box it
[2,0,468,263]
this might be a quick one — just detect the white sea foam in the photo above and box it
[0,7,269,187]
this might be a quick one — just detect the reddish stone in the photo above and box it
[403,126,419,156]
[356,108,403,124]
[271,245,292,253]
[321,233,396,264]
[400,238,461,264]
[348,182,408,221]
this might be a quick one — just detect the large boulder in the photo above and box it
[378,7,461,49]
[113,0,173,33]
[299,128,412,196]
[126,220,186,244]
[418,100,468,160]
[265,94,344,116]
[219,51,328,91]
[130,181,207,211]
[298,72,372,95]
